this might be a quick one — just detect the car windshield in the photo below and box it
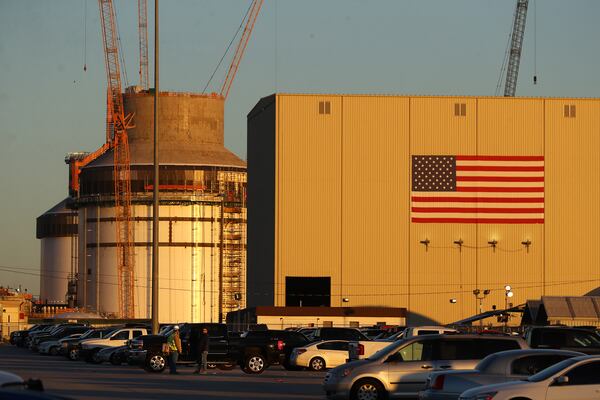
[366,340,405,360]
[79,329,96,339]
[383,331,405,341]
[527,358,579,382]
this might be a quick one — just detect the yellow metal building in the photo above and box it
[247,94,600,325]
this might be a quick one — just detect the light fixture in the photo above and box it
[420,238,430,251]
[449,298,457,304]
[342,298,350,303]
[505,285,511,291]
[488,239,498,251]
[453,239,464,252]
[521,239,532,252]
[483,289,491,295]
[473,289,480,296]
[506,291,514,298]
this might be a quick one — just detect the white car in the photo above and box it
[80,327,147,361]
[290,340,350,371]
[38,334,82,355]
[460,355,600,400]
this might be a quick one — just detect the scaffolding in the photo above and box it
[221,206,246,316]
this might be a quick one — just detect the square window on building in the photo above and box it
[285,276,331,307]
[454,103,466,116]
[564,104,576,118]
[322,321,333,328]
[319,101,331,115]
[349,321,360,328]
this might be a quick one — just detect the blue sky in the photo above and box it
[1,0,599,295]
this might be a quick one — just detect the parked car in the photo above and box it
[459,355,600,400]
[349,326,460,361]
[312,328,370,343]
[79,326,148,362]
[323,334,527,400]
[11,325,52,348]
[94,345,129,365]
[524,326,600,354]
[63,327,116,360]
[290,340,351,371]
[419,349,583,400]
[30,325,88,352]
[240,329,311,373]
[38,334,82,356]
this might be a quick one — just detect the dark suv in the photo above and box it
[525,326,600,354]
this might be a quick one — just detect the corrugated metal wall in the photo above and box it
[259,94,600,324]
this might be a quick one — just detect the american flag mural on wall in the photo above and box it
[411,155,544,224]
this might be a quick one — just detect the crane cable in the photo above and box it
[202,1,253,94]
[533,0,537,84]
[83,0,87,72]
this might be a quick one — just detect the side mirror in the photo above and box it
[554,376,569,385]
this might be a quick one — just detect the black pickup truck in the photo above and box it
[130,324,309,374]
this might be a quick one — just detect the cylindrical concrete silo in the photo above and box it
[76,91,247,322]
[36,199,78,304]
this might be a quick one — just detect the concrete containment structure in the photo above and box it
[36,199,78,304]
[247,94,600,325]
[77,92,246,322]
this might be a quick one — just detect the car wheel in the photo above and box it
[309,357,326,371]
[69,349,79,361]
[207,363,217,369]
[351,379,386,400]
[110,353,122,365]
[146,354,166,373]
[69,349,79,360]
[90,349,102,364]
[217,363,235,370]
[244,354,266,374]
[49,347,59,356]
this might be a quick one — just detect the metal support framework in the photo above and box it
[504,0,529,97]
[98,0,136,318]
[220,0,263,99]
[138,0,149,89]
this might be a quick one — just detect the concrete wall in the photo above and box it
[247,94,600,325]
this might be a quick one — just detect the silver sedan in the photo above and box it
[460,355,600,400]
[419,349,583,400]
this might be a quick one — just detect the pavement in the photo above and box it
[0,344,326,399]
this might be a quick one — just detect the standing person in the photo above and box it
[194,327,209,374]
[167,325,182,375]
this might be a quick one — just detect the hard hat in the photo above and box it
[173,325,179,330]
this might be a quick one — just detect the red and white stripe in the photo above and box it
[411,155,544,224]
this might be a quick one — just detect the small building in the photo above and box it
[226,306,406,331]
[522,296,600,327]
[0,292,31,340]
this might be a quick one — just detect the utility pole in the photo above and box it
[151,0,159,335]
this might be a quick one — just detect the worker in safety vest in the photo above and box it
[167,325,182,374]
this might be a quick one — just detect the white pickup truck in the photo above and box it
[80,326,148,362]
[348,326,459,361]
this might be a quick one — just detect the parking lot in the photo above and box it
[0,343,325,400]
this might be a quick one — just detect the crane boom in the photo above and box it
[504,0,529,97]
[138,0,149,89]
[220,0,263,99]
[98,0,136,318]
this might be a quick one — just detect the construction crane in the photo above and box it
[502,0,529,97]
[98,0,136,318]
[219,0,263,100]
[138,0,149,89]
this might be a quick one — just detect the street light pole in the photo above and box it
[151,0,160,335]
[473,289,490,330]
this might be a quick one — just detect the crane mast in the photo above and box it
[504,0,529,97]
[98,0,136,318]
[138,0,149,89]
[220,0,263,99]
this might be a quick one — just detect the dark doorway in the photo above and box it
[286,277,331,307]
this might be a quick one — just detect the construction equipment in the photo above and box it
[98,0,136,318]
[138,0,149,89]
[502,0,529,97]
[219,0,263,100]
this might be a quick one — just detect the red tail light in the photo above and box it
[431,375,445,390]
[277,340,285,351]
[357,344,364,356]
